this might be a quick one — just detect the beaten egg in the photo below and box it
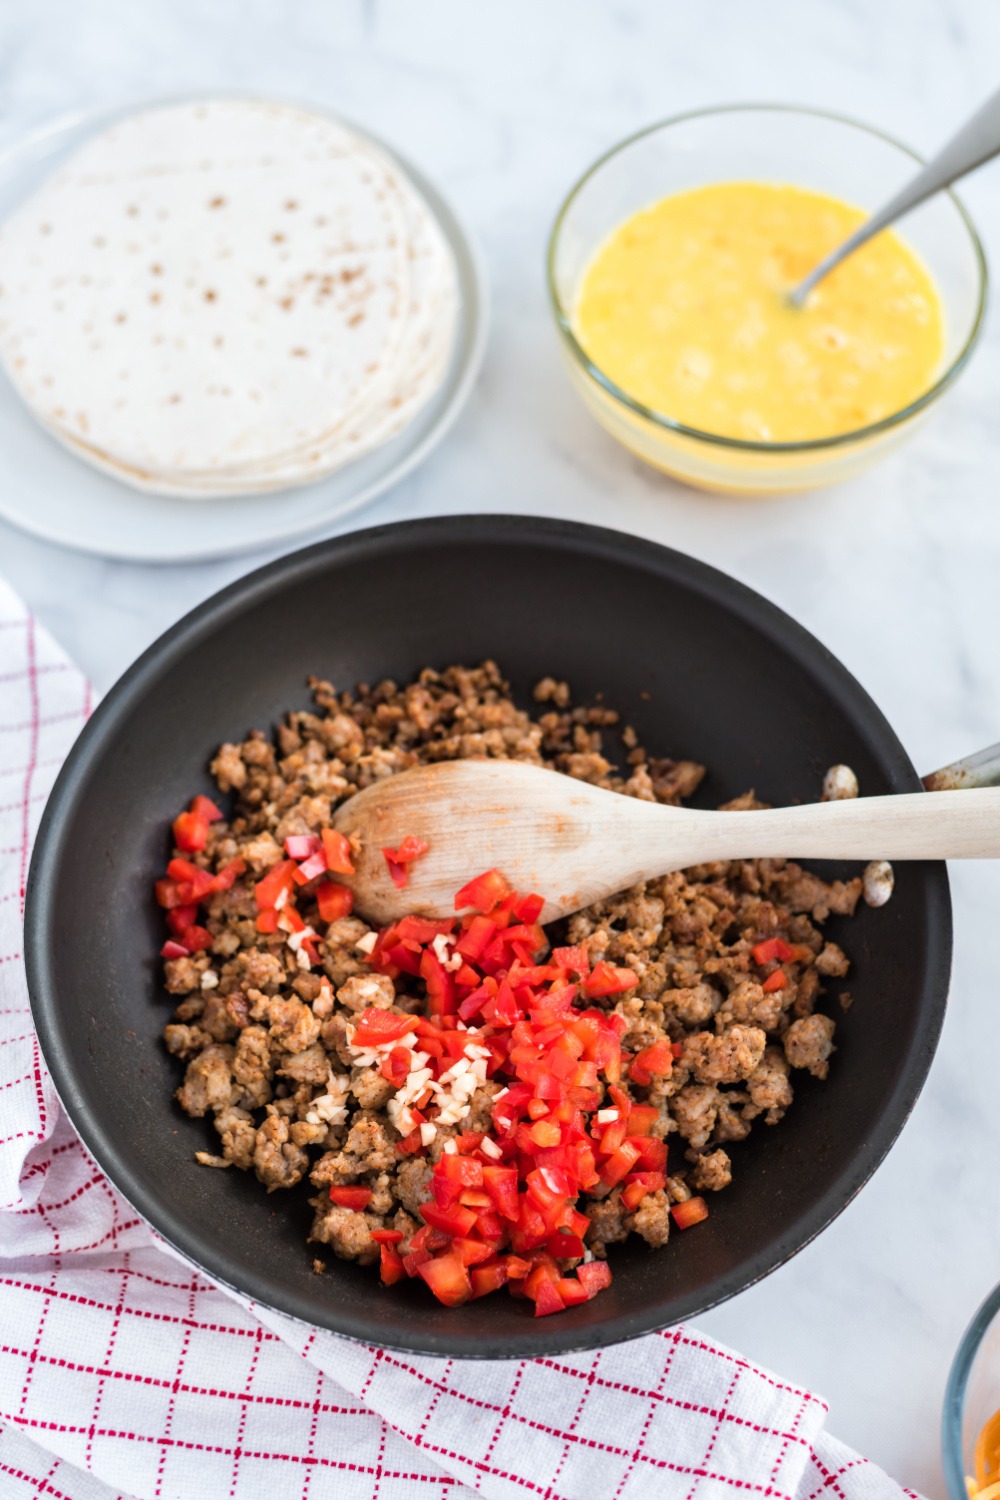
[573,182,945,444]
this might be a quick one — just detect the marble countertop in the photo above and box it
[4,0,1000,1490]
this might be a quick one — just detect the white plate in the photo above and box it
[0,95,488,563]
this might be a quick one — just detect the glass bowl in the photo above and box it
[546,105,987,495]
[944,1279,1000,1497]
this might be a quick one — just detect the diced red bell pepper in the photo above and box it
[166,903,199,938]
[512,892,545,923]
[458,1189,492,1211]
[600,1141,643,1187]
[329,1186,372,1211]
[256,908,280,934]
[483,1165,519,1221]
[762,969,788,993]
[396,915,454,944]
[557,1277,591,1307]
[417,1252,472,1306]
[352,1009,418,1047]
[282,904,306,933]
[547,1231,586,1260]
[529,1119,561,1149]
[294,851,328,883]
[576,1260,612,1296]
[492,979,519,1028]
[380,1046,412,1088]
[315,880,354,923]
[470,1258,509,1298]
[254,859,297,911]
[751,937,796,966]
[626,1104,659,1136]
[470,1208,504,1242]
[382,836,429,889]
[431,1154,483,1208]
[402,1247,432,1276]
[420,947,456,1016]
[167,859,217,902]
[419,1202,478,1238]
[583,961,638,998]
[395,835,430,863]
[634,1136,668,1170]
[173,810,209,853]
[285,834,322,860]
[371,1229,404,1245]
[155,878,184,909]
[451,1237,497,1268]
[191,794,224,822]
[453,868,510,914]
[455,913,496,961]
[504,923,546,954]
[629,1040,674,1086]
[477,937,510,975]
[210,857,246,893]
[179,924,212,954]
[671,1196,709,1230]
[321,828,356,875]
[532,1276,566,1317]
[505,1254,532,1280]
[397,1127,425,1157]
[552,944,590,976]
[598,1114,627,1154]
[562,1207,592,1239]
[160,939,190,960]
[410,1224,444,1254]
[379,1243,405,1285]
[621,1170,667,1212]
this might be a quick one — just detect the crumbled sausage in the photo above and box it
[253,1110,309,1190]
[214,1105,256,1169]
[266,997,321,1054]
[745,1047,794,1122]
[163,662,868,1276]
[669,1084,719,1150]
[784,1014,836,1079]
[585,1188,630,1246]
[683,1025,766,1085]
[176,1045,235,1116]
[337,974,396,1013]
[815,942,850,977]
[164,1023,211,1057]
[308,1202,380,1264]
[164,956,203,995]
[688,1148,732,1192]
[630,1189,672,1246]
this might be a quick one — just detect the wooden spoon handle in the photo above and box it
[668,786,1000,865]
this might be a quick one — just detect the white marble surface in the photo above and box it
[3,0,1000,1490]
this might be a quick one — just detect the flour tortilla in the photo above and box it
[38,125,460,498]
[0,100,415,477]
[123,154,460,492]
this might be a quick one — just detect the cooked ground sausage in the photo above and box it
[161,663,860,1268]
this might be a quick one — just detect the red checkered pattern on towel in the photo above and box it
[0,576,920,1500]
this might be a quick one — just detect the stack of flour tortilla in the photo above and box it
[0,98,459,498]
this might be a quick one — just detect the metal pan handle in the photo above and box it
[923,742,1000,791]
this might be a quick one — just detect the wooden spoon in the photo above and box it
[333,758,1000,925]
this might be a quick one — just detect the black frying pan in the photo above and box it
[24,515,951,1359]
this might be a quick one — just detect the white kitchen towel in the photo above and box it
[0,576,919,1500]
